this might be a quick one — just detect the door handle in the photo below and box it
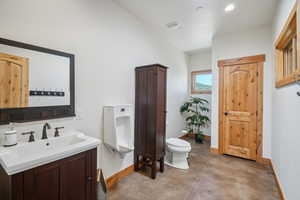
[224,112,228,116]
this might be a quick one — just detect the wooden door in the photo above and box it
[223,63,257,160]
[219,55,265,161]
[0,52,29,108]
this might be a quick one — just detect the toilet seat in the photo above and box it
[166,138,191,152]
[167,138,191,148]
[167,145,191,152]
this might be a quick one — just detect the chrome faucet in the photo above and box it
[42,123,51,140]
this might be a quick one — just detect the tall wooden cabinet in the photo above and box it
[134,64,167,179]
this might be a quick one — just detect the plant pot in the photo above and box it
[195,131,204,144]
[195,134,204,144]
[195,132,204,144]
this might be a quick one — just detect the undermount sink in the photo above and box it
[0,130,100,175]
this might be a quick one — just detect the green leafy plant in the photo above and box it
[180,97,210,143]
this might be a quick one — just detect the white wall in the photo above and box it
[272,0,300,199]
[211,26,273,158]
[188,49,212,72]
[0,0,188,178]
[187,49,212,136]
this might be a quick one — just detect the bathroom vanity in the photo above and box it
[0,131,100,200]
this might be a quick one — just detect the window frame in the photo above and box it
[191,70,212,94]
[275,2,300,88]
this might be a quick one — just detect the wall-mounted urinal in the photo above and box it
[103,105,134,158]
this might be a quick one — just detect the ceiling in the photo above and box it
[114,0,278,52]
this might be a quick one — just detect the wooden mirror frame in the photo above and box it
[0,38,75,125]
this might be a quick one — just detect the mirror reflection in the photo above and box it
[0,44,70,108]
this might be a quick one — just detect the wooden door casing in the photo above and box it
[218,55,265,162]
[0,52,29,108]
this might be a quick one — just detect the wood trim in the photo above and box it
[258,157,271,166]
[105,165,134,190]
[275,2,297,48]
[191,70,212,94]
[179,133,191,139]
[256,62,264,164]
[275,73,298,88]
[204,135,211,141]
[274,2,299,88]
[218,54,265,67]
[210,147,219,154]
[218,55,265,162]
[276,49,284,82]
[270,161,286,200]
[218,66,225,154]
[180,133,217,154]
[192,70,211,74]
[180,133,211,141]
[191,90,212,94]
[176,146,282,199]
[297,0,300,72]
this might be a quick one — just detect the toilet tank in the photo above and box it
[103,105,134,152]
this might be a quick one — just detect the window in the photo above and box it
[191,70,212,94]
[275,2,300,88]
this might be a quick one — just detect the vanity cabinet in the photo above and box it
[0,148,97,200]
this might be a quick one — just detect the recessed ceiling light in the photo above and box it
[166,21,181,29]
[196,6,204,11]
[225,3,235,12]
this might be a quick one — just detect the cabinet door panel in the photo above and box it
[61,152,88,200]
[24,163,60,200]
[156,68,167,158]
[12,173,23,200]
[86,149,97,200]
[7,149,97,200]
[146,69,157,156]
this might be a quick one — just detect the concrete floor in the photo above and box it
[108,139,280,200]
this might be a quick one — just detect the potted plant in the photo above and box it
[180,97,210,143]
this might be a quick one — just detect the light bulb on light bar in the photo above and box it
[225,3,235,12]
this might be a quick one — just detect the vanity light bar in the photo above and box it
[29,90,65,97]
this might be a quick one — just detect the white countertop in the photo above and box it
[0,130,101,175]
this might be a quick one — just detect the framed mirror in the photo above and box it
[0,38,75,124]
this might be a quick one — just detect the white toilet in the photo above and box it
[165,138,191,170]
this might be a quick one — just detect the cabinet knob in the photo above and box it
[87,176,92,181]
